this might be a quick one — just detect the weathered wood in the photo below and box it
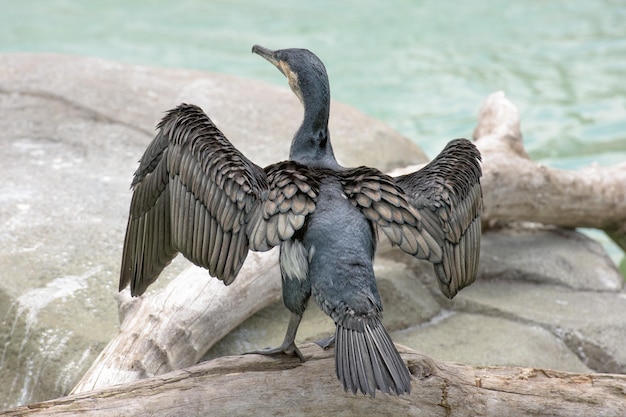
[393,91,626,248]
[474,91,626,242]
[5,344,626,417]
[70,249,280,394]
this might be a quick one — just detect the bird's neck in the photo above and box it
[289,88,339,169]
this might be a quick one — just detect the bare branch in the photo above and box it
[7,344,626,417]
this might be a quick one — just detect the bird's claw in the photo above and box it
[314,335,335,350]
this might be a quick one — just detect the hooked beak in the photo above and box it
[252,44,286,76]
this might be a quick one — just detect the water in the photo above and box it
[1,0,624,261]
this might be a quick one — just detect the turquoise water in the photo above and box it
[1,0,624,261]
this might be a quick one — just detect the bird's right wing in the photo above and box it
[120,104,270,295]
[395,138,483,299]
[341,166,444,262]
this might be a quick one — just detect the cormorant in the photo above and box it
[119,45,483,397]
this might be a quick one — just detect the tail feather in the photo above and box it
[335,317,412,397]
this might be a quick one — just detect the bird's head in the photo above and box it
[252,45,329,108]
[252,45,337,168]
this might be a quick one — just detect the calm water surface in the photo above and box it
[1,0,624,261]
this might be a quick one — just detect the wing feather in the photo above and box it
[395,138,483,298]
[119,104,269,295]
[247,161,319,251]
[341,167,442,262]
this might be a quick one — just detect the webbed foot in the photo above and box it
[246,341,305,362]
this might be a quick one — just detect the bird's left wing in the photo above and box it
[340,167,443,262]
[120,104,269,295]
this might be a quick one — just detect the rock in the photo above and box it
[479,225,622,291]
[0,53,427,170]
[393,226,624,373]
[204,226,623,376]
[202,255,443,361]
[0,53,426,408]
[393,313,591,373]
[456,279,626,373]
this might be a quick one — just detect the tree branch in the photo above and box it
[392,91,626,250]
[70,249,280,394]
[5,344,626,417]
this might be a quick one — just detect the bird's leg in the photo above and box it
[314,335,335,350]
[246,312,305,362]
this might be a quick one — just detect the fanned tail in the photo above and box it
[335,316,411,397]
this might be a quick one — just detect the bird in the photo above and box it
[118,44,483,397]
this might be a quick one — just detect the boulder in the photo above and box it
[203,226,623,376]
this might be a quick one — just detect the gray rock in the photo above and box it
[203,256,443,361]
[0,53,427,170]
[392,312,591,373]
[479,225,622,291]
[456,280,626,373]
[393,227,624,373]
[204,227,623,377]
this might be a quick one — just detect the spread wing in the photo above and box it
[395,138,483,298]
[119,104,317,296]
[340,167,443,262]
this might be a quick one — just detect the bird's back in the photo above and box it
[303,178,412,396]
[304,179,379,317]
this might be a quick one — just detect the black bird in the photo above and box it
[119,45,482,397]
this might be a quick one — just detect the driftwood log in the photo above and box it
[393,91,626,245]
[5,344,626,417]
[5,91,621,415]
[474,92,626,242]
[71,249,281,393]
